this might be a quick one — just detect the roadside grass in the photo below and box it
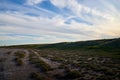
[64,70,81,79]
[14,58,23,66]
[30,72,47,80]
[14,51,25,66]
[29,52,52,72]
[14,51,26,58]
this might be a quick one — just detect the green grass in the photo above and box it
[37,38,120,50]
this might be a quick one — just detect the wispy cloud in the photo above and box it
[0,0,120,46]
[26,0,45,5]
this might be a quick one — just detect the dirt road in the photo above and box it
[0,48,61,80]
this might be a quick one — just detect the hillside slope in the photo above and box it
[37,38,120,50]
[1,38,120,51]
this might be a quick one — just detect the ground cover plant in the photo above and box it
[0,38,120,80]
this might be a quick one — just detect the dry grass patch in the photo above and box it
[14,51,26,58]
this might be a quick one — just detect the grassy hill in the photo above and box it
[2,38,120,51]
[37,38,120,51]
[4,38,120,49]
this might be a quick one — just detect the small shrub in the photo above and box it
[0,58,6,62]
[0,66,4,72]
[14,58,23,66]
[92,66,114,76]
[14,51,25,58]
[96,75,112,80]
[51,57,63,62]
[64,70,81,79]
[54,74,63,79]
[30,72,46,80]
[29,52,37,59]
[6,51,11,55]
[29,57,40,64]
[35,60,52,72]
[58,64,67,69]
[104,69,115,76]
[29,56,52,72]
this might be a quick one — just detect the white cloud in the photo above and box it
[26,0,45,5]
[50,0,108,19]
[0,11,120,43]
[0,35,28,40]
[51,0,67,8]
[0,0,120,46]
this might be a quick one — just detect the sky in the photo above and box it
[0,0,120,46]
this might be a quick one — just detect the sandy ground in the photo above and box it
[0,48,38,80]
[0,48,61,80]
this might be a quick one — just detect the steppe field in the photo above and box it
[0,38,120,80]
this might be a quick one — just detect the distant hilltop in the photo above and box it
[1,38,120,51]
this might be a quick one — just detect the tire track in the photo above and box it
[32,50,60,69]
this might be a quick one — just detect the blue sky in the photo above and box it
[0,0,120,46]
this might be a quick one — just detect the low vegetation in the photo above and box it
[0,58,6,62]
[34,49,120,80]
[0,38,120,80]
[14,51,25,66]
[14,51,26,58]
[14,58,23,66]
[30,72,47,80]
[64,70,81,79]
[6,51,11,55]
[29,52,52,72]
